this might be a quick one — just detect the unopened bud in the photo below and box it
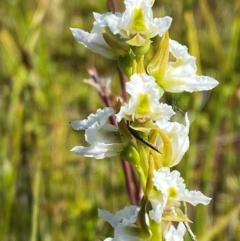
[120,143,140,166]
[147,31,169,86]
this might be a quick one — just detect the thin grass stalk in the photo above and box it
[30,160,41,241]
[199,0,224,58]
[183,8,202,188]
[199,204,240,241]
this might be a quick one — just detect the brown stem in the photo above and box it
[90,0,141,205]
[107,0,116,13]
[118,67,128,102]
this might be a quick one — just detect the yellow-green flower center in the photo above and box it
[136,94,150,115]
[131,8,146,34]
[168,186,177,198]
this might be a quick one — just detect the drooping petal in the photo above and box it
[159,39,219,93]
[71,142,123,159]
[70,28,118,59]
[71,12,121,59]
[70,108,123,159]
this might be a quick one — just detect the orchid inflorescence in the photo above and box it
[70,0,218,240]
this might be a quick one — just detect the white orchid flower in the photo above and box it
[152,168,211,219]
[155,114,190,167]
[70,107,123,159]
[161,39,219,93]
[117,0,172,40]
[164,222,186,241]
[98,206,145,241]
[116,73,175,123]
[71,0,172,58]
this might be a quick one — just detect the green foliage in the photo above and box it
[0,0,239,240]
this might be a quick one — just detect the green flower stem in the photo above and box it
[135,165,147,192]
[133,55,145,74]
[150,219,162,241]
[145,156,154,197]
[136,140,150,183]
[150,128,172,167]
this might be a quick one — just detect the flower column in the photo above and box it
[70,0,218,240]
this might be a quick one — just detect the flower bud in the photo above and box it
[147,31,169,86]
[120,143,140,166]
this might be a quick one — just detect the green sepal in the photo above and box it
[162,207,192,223]
[120,143,140,166]
[123,226,150,240]
[127,34,151,49]
[147,31,169,86]
[118,121,132,148]
[129,120,155,134]
[102,27,130,56]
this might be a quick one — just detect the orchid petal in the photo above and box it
[70,28,118,59]
[70,107,114,130]
[164,222,186,241]
[70,108,123,159]
[153,16,172,37]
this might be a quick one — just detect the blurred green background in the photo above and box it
[0,0,240,240]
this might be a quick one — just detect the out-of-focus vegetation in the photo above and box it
[0,0,239,240]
